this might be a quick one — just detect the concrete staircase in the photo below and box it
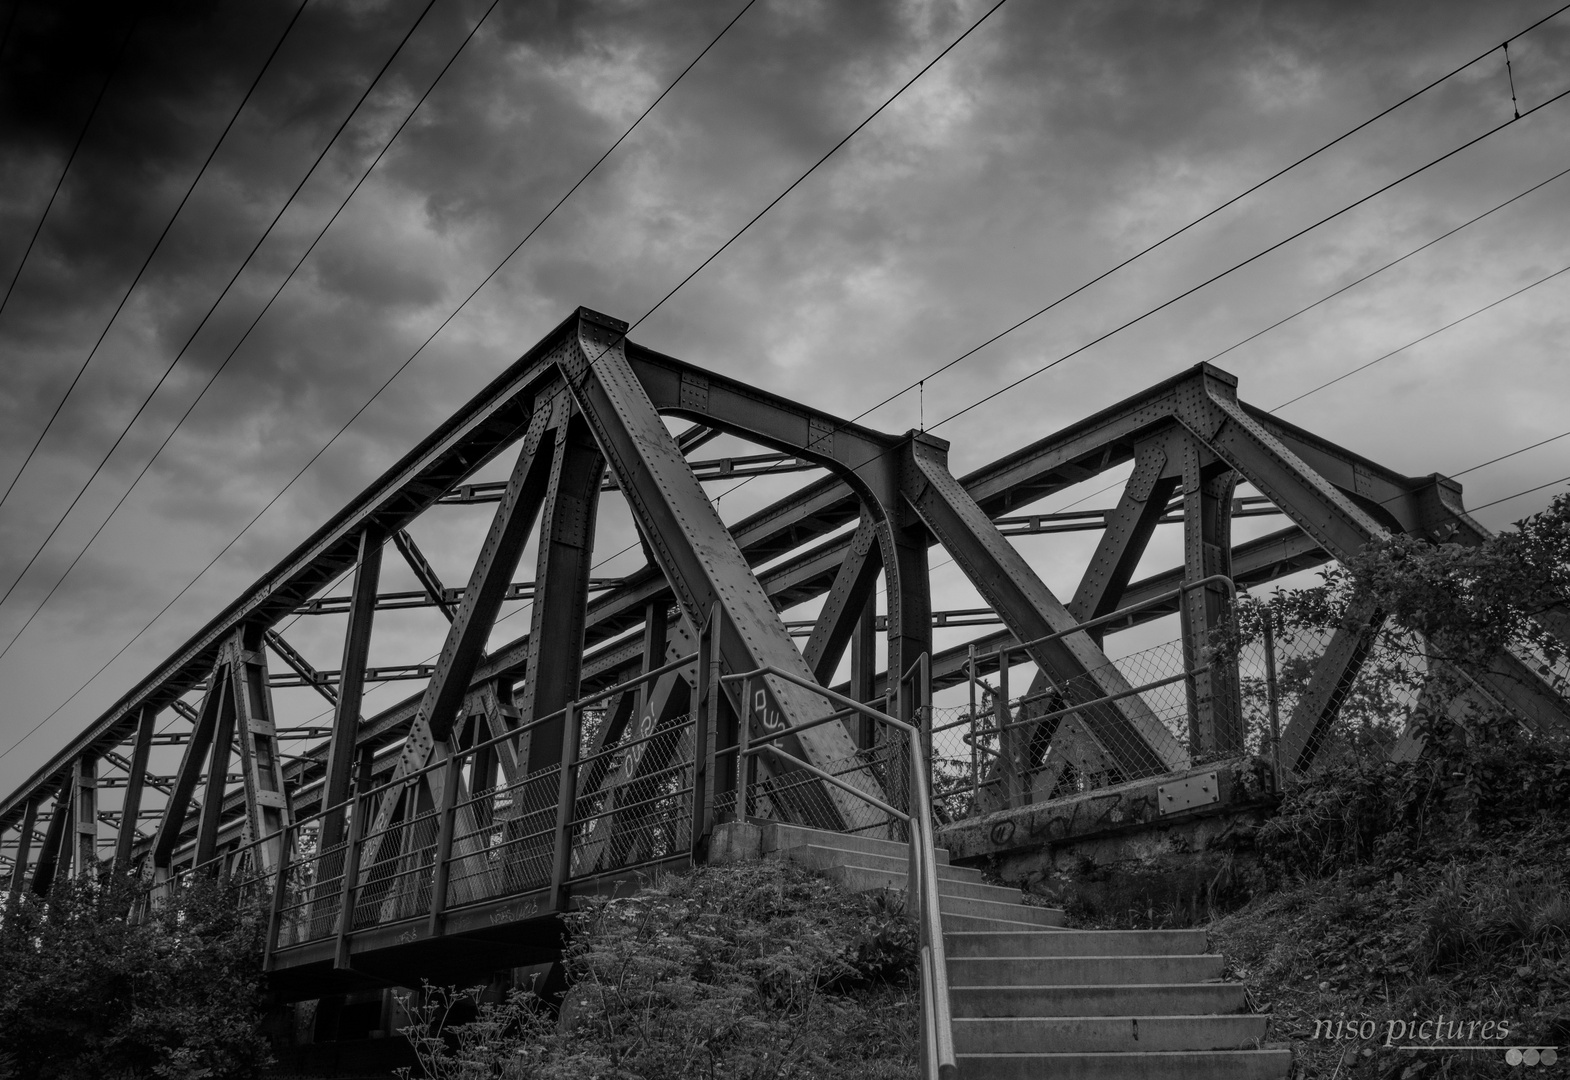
[762,824,1290,1079]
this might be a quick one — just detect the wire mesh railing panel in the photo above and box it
[568,717,695,879]
[727,724,911,841]
[444,764,562,908]
[275,831,350,948]
[350,806,440,929]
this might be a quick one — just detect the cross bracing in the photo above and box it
[1,308,1565,990]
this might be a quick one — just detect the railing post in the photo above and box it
[334,792,367,971]
[263,824,292,971]
[966,644,979,799]
[996,648,1020,809]
[1260,600,1283,792]
[1179,581,1200,756]
[919,652,933,809]
[737,677,753,822]
[425,749,461,937]
[691,607,717,859]
[548,701,579,913]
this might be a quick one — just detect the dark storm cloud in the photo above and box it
[0,0,1566,791]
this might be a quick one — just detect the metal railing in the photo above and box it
[723,655,957,1080]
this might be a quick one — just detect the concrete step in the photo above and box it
[785,844,984,884]
[939,894,1065,927]
[948,954,1226,987]
[952,982,1247,1018]
[946,929,1209,958]
[956,1049,1292,1079]
[942,911,1073,933]
[759,822,951,864]
[822,863,1022,904]
[952,1013,1269,1054]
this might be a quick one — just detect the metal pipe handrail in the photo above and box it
[742,742,910,823]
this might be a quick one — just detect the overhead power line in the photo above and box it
[1270,261,1570,412]
[0,8,142,316]
[0,0,443,623]
[0,0,768,762]
[931,82,1570,432]
[0,0,313,511]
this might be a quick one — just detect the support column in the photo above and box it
[114,704,157,873]
[230,625,293,873]
[322,527,383,850]
[519,406,604,773]
[1179,434,1241,757]
[8,798,37,897]
[73,754,97,878]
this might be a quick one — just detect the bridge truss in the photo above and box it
[1,307,1564,991]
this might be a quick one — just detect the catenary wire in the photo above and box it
[930,83,1570,433]
[1269,261,1570,412]
[0,0,759,663]
[0,0,443,623]
[0,0,770,761]
[0,8,142,316]
[0,0,312,511]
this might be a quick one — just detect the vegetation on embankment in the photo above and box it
[399,858,920,1080]
[0,874,273,1080]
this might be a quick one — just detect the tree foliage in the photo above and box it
[0,871,272,1080]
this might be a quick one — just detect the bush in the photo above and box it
[399,858,919,1080]
[0,870,272,1080]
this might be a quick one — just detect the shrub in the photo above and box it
[399,858,919,1080]
[0,870,272,1080]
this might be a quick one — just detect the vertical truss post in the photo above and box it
[151,670,228,873]
[263,821,292,971]
[195,661,239,871]
[640,600,668,720]
[519,406,604,774]
[691,606,717,856]
[8,797,37,898]
[425,750,461,937]
[548,701,578,913]
[334,789,367,971]
[114,703,157,874]
[72,754,97,878]
[323,527,383,850]
[230,625,293,873]
[30,777,70,895]
[850,594,878,749]
[1180,435,1241,757]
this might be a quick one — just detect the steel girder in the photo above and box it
[8,330,1564,888]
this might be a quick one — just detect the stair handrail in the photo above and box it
[721,662,958,1080]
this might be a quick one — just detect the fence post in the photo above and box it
[919,652,933,800]
[549,701,579,913]
[425,750,462,937]
[691,607,716,860]
[263,823,292,971]
[1260,600,1283,792]
[334,793,366,971]
[738,677,753,823]
[1179,583,1200,756]
[966,644,979,799]
[996,648,1020,809]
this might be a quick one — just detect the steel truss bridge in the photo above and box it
[1,307,1565,998]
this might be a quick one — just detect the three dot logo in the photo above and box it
[1505,1047,1558,1067]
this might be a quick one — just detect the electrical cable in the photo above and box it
[1270,261,1570,412]
[0,7,142,316]
[931,83,1570,433]
[847,2,1570,425]
[0,0,767,762]
[0,0,759,663]
[0,0,442,622]
[0,0,312,511]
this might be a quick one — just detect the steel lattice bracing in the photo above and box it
[2,309,1565,990]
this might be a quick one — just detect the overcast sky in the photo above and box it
[1,0,1568,795]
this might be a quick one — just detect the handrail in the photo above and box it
[722,659,956,1079]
